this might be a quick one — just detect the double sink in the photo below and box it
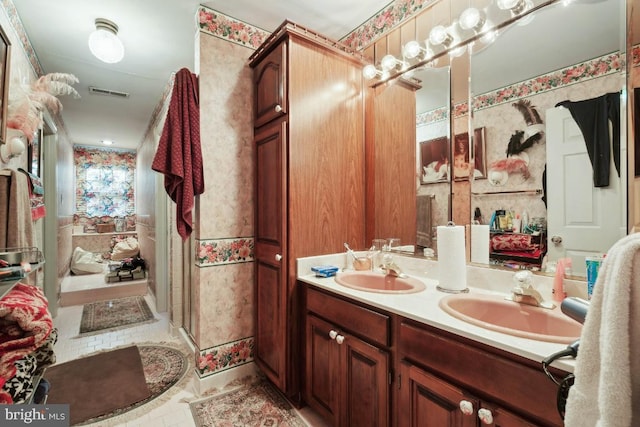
[334,271,582,344]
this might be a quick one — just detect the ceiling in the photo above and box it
[12,0,392,150]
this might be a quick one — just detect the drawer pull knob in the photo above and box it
[478,408,493,424]
[275,254,282,261]
[336,335,345,345]
[329,330,338,340]
[459,400,474,416]
[275,104,282,113]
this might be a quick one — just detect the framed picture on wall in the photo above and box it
[453,127,487,181]
[0,24,10,145]
[419,136,449,184]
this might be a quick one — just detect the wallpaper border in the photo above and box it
[196,336,254,378]
[195,237,255,267]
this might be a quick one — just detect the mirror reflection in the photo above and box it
[415,65,450,251]
[468,0,625,277]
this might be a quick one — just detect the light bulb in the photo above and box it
[429,25,453,47]
[381,54,398,71]
[362,64,379,80]
[459,8,487,32]
[496,0,522,10]
[404,40,423,59]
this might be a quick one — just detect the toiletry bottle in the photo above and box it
[512,214,522,233]
[552,258,567,302]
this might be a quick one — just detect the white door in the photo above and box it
[546,107,625,276]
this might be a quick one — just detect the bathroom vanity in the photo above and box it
[298,254,576,427]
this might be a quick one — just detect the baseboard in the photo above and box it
[192,362,259,397]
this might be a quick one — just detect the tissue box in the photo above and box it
[96,223,115,233]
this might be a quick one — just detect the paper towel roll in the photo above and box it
[437,225,468,292]
[471,224,490,265]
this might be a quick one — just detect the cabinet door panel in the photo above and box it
[305,314,340,426]
[255,260,285,387]
[254,43,287,127]
[399,363,477,427]
[254,119,288,390]
[342,334,390,427]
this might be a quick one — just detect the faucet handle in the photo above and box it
[514,270,533,287]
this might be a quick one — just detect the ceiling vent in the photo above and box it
[88,86,130,98]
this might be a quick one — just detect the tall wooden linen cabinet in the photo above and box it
[249,21,366,401]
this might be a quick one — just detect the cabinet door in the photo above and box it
[254,43,287,127]
[305,314,341,426]
[480,403,539,427]
[398,363,477,427]
[254,120,288,390]
[341,332,390,427]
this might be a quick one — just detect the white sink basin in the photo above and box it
[334,271,426,294]
[439,293,582,343]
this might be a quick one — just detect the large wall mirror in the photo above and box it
[366,0,630,279]
[469,0,626,277]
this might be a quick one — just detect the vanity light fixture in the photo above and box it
[496,0,528,15]
[380,54,409,72]
[362,64,381,79]
[403,40,436,62]
[459,8,488,33]
[362,64,391,80]
[88,18,124,64]
[428,25,454,48]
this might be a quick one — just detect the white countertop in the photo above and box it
[297,252,579,373]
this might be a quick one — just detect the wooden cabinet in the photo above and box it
[304,286,390,427]
[398,362,537,427]
[398,319,565,427]
[299,281,568,426]
[253,43,287,128]
[250,21,366,401]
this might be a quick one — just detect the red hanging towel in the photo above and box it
[152,68,204,240]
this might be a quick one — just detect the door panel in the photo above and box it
[343,334,390,427]
[254,120,287,389]
[546,107,625,275]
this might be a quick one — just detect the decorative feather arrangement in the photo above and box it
[512,99,543,126]
[490,157,531,180]
[6,72,79,143]
[505,130,544,157]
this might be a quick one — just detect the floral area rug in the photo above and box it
[77,343,190,426]
[190,379,307,427]
[78,295,156,336]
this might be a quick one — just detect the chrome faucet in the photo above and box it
[380,253,408,278]
[505,271,555,309]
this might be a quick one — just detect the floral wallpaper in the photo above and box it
[341,0,436,50]
[420,51,623,126]
[198,7,269,49]
[196,337,254,378]
[196,237,255,267]
[74,146,136,229]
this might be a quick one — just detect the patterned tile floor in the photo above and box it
[52,294,328,427]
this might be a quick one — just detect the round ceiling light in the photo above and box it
[88,18,124,64]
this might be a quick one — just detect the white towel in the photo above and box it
[564,232,640,427]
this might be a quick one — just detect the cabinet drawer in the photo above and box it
[306,286,390,348]
[399,320,564,426]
